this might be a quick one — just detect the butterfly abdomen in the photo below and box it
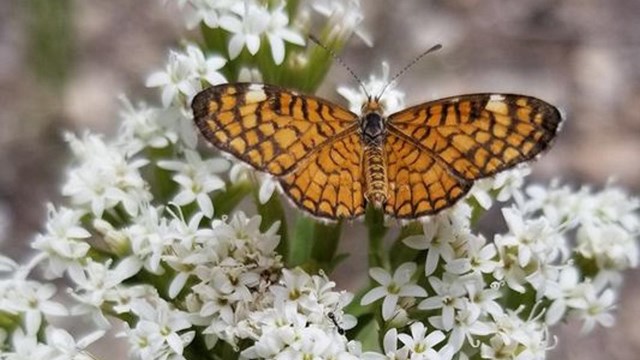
[364,144,388,208]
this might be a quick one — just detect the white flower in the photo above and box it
[182,0,235,29]
[337,62,405,114]
[185,43,227,85]
[0,279,68,335]
[146,50,200,107]
[67,257,142,328]
[220,2,304,65]
[62,132,151,218]
[569,286,616,334]
[158,149,229,217]
[264,2,305,64]
[418,274,467,331]
[362,328,409,360]
[45,327,105,360]
[128,298,194,356]
[311,0,372,46]
[220,4,270,59]
[445,234,498,276]
[361,262,427,320]
[4,328,55,359]
[122,204,172,273]
[431,303,494,351]
[471,167,530,210]
[577,223,638,272]
[403,218,457,276]
[117,96,179,154]
[31,205,91,278]
[397,322,447,360]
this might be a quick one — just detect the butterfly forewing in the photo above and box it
[387,94,562,181]
[192,83,359,176]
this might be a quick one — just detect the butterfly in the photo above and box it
[191,82,562,220]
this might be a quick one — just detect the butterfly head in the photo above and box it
[362,97,385,115]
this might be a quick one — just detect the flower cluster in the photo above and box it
[357,177,638,359]
[1,0,639,359]
[177,0,305,65]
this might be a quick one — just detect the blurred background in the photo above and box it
[1,0,639,358]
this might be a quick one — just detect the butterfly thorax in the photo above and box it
[360,100,388,208]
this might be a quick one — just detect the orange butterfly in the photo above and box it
[192,83,561,219]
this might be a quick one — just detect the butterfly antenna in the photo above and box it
[308,34,371,99]
[377,43,443,100]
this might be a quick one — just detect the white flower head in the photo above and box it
[361,262,427,320]
[117,96,179,154]
[221,2,303,65]
[146,50,200,108]
[182,0,236,29]
[337,62,405,115]
[62,132,151,218]
[397,322,447,360]
[158,149,229,218]
[31,204,91,278]
[311,0,372,46]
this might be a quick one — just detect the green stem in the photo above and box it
[310,220,343,273]
[365,206,387,270]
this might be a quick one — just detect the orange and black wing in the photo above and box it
[385,94,562,218]
[279,129,367,218]
[192,83,365,219]
[192,83,359,176]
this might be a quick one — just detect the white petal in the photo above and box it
[246,34,261,54]
[382,294,398,320]
[398,284,428,298]
[277,28,305,45]
[259,180,276,204]
[161,86,178,108]
[418,297,442,310]
[369,267,391,285]
[196,193,214,218]
[267,34,285,65]
[403,235,428,250]
[442,306,454,330]
[228,34,245,59]
[425,248,440,276]
[394,262,417,284]
[169,273,189,299]
[146,72,169,87]
[361,286,386,305]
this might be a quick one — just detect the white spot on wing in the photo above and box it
[245,84,267,103]
[489,94,506,101]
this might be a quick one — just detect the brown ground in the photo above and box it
[1,0,639,358]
